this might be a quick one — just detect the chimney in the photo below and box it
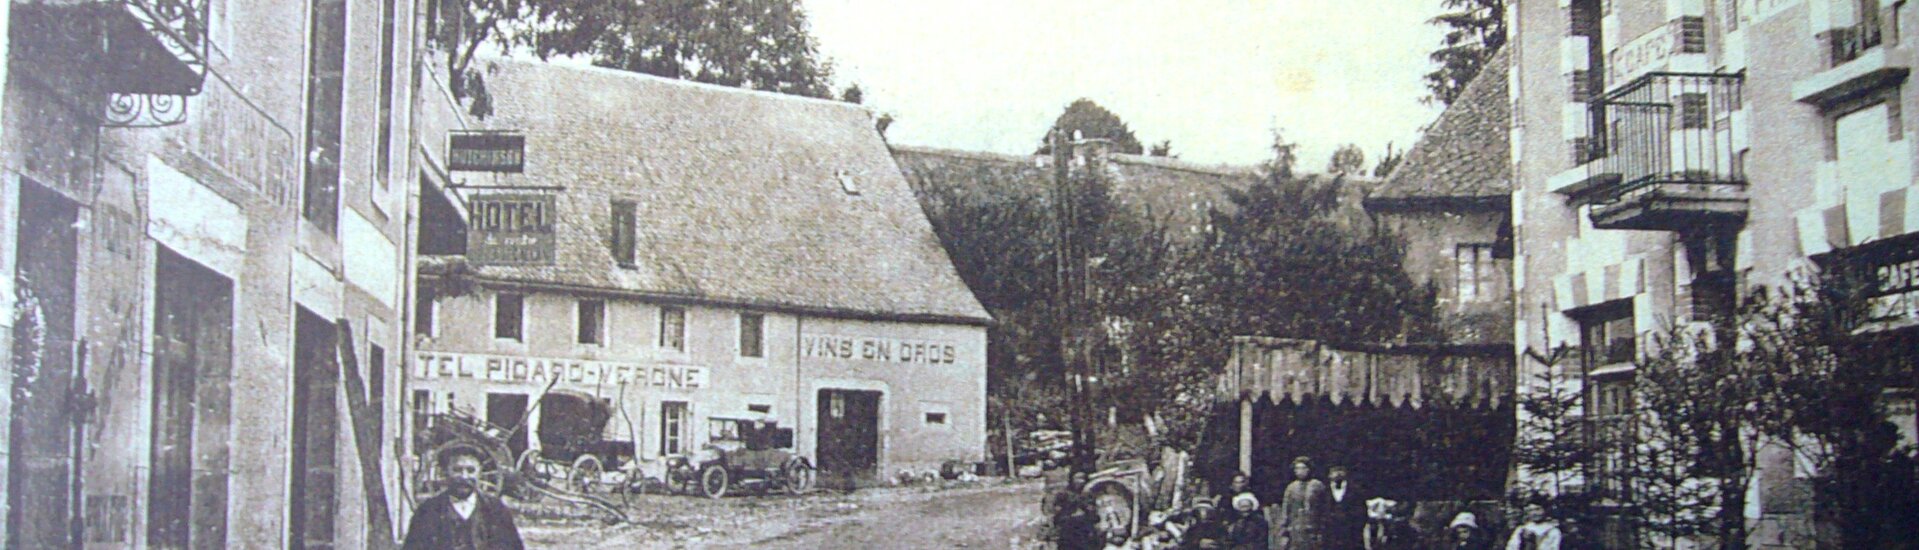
[1070,137,1116,178]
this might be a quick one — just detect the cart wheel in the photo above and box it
[571,455,604,493]
[699,464,729,499]
[782,458,816,495]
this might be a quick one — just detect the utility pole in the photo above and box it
[1051,129,1101,475]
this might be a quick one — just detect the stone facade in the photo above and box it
[408,59,993,484]
[1510,0,1919,546]
[3,0,453,546]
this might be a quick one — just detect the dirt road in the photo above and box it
[522,480,1047,549]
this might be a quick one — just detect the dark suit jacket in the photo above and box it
[1324,481,1366,550]
[401,491,525,550]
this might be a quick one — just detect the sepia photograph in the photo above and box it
[1,0,1915,548]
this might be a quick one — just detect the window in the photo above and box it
[374,0,398,184]
[1578,301,1636,368]
[1577,301,1637,502]
[925,412,948,425]
[611,200,637,267]
[1454,244,1498,303]
[301,0,348,234]
[495,293,524,341]
[659,306,686,351]
[661,401,689,455]
[747,404,772,414]
[739,312,764,358]
[414,290,436,338]
[577,299,605,345]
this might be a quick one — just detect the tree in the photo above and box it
[1734,271,1919,548]
[1196,159,1436,345]
[1424,0,1506,106]
[1149,140,1175,157]
[841,84,865,104]
[1372,142,1404,178]
[1036,99,1145,155]
[1327,143,1366,176]
[1630,323,1763,549]
[434,0,838,103]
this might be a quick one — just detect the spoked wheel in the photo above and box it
[699,464,729,499]
[781,458,816,495]
[571,454,604,493]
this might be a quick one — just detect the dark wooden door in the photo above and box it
[290,311,339,550]
[7,182,78,549]
[148,247,233,549]
[816,389,881,477]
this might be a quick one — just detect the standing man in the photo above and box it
[1323,465,1365,550]
[403,444,525,550]
[1274,456,1331,550]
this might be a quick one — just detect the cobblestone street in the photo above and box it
[521,480,1047,549]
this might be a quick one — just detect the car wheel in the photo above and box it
[782,458,816,495]
[700,464,729,499]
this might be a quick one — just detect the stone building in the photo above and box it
[2,0,459,546]
[1509,0,1918,546]
[410,58,992,484]
[1367,49,1515,346]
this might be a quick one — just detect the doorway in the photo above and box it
[816,389,881,479]
[7,181,79,549]
[147,247,233,548]
[487,393,531,460]
[289,310,338,550]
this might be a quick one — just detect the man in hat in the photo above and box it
[1323,465,1365,550]
[1275,456,1331,550]
[1227,493,1271,550]
[402,444,525,550]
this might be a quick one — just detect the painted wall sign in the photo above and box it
[466,193,556,265]
[1610,23,1680,86]
[447,131,526,172]
[1867,246,1919,321]
[800,334,960,364]
[414,351,709,389]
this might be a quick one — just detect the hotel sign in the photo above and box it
[447,131,526,173]
[801,334,960,364]
[467,193,555,266]
[415,351,709,390]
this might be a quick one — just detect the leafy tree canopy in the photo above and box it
[440,0,839,103]
[1424,0,1506,106]
[1327,143,1366,176]
[1037,99,1146,155]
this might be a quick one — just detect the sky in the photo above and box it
[804,0,1451,169]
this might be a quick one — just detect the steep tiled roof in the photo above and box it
[441,58,991,324]
[1373,48,1512,201]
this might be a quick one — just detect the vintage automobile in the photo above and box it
[666,415,816,498]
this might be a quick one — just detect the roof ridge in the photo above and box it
[477,54,873,115]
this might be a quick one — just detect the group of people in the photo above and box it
[1051,456,1564,550]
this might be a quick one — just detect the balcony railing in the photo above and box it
[1579,72,1750,231]
[1831,13,1886,66]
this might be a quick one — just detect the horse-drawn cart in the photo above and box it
[413,394,629,522]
